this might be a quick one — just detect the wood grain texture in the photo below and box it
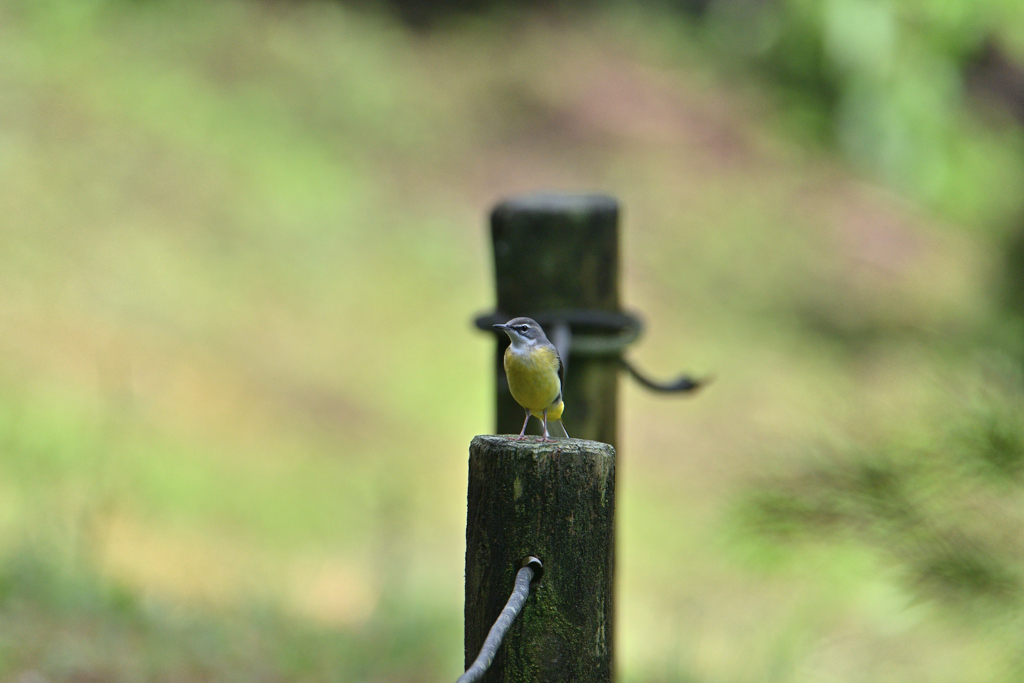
[465,435,616,683]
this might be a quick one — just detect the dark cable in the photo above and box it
[475,309,707,393]
[619,357,709,394]
[457,557,542,683]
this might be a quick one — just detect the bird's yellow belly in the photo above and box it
[504,347,562,416]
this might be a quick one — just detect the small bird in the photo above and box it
[494,317,569,440]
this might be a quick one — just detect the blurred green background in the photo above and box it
[5,0,1024,680]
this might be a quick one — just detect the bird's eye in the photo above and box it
[516,325,529,333]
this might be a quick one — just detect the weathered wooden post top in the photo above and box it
[465,436,615,683]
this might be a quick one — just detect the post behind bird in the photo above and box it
[494,317,570,441]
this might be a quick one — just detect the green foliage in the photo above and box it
[741,396,1024,610]
[0,545,461,682]
[702,0,1024,224]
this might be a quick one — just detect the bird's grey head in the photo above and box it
[494,317,549,350]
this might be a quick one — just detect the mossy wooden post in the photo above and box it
[490,194,619,445]
[465,435,616,682]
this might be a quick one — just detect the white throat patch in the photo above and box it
[507,333,537,353]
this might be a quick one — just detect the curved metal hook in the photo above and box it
[619,357,709,394]
[476,308,710,395]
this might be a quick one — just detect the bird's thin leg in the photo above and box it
[541,409,551,441]
[516,410,531,439]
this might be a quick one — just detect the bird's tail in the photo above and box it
[559,421,570,439]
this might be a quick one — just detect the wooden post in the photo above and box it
[465,435,616,683]
[490,194,620,445]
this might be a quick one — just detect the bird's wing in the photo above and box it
[557,352,564,393]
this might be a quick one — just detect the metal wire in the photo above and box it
[457,557,542,683]
[619,357,708,393]
[474,309,706,394]
[474,309,641,357]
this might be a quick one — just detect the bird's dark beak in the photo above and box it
[493,323,508,331]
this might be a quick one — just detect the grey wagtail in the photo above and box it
[494,317,569,440]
